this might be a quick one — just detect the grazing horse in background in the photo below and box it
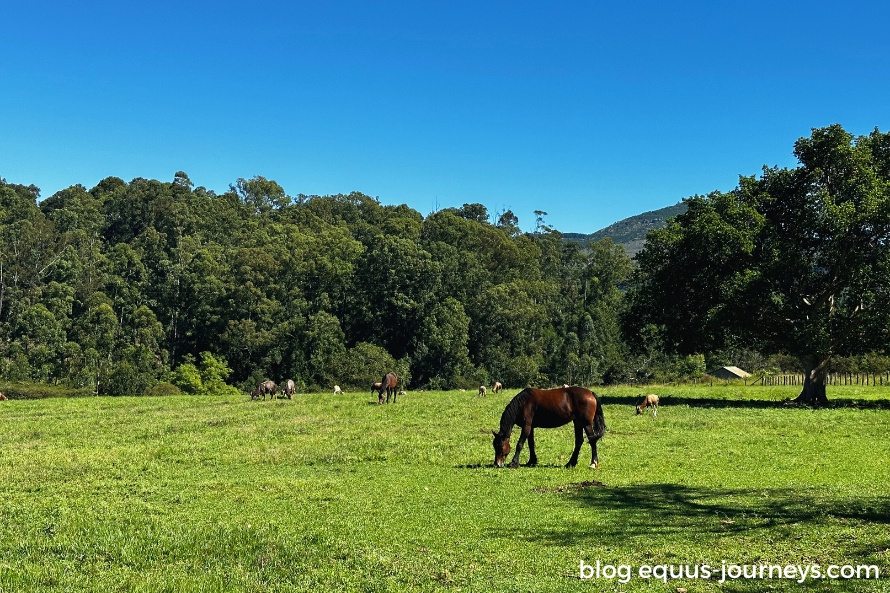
[636,394,659,417]
[492,386,606,469]
[0,392,7,401]
[370,382,382,396]
[333,385,342,395]
[478,385,487,397]
[492,381,503,393]
[280,379,296,399]
[251,380,277,401]
[376,372,399,404]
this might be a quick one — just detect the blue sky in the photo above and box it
[3,1,889,233]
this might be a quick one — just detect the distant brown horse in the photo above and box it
[492,386,606,469]
[251,380,277,400]
[376,372,399,404]
[492,381,503,393]
[370,382,382,396]
[636,394,659,416]
[0,392,7,401]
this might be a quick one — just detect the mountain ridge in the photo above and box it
[563,201,688,257]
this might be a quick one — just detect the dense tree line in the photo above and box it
[0,173,632,395]
[6,125,888,401]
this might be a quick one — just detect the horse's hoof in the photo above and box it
[508,462,519,469]
[589,462,598,469]
[564,463,577,469]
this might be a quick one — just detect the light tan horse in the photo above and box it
[492,381,503,393]
[478,385,487,397]
[635,394,659,417]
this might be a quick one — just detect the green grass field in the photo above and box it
[1,385,888,592]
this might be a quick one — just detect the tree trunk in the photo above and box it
[793,356,829,406]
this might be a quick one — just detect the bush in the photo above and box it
[144,382,182,397]
[0,382,92,399]
[170,362,203,394]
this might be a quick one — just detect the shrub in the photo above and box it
[0,382,92,399]
[144,382,182,397]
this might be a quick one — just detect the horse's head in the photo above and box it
[635,404,643,414]
[492,430,511,468]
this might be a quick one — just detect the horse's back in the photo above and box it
[521,386,598,428]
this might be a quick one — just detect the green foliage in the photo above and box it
[198,351,235,394]
[170,359,203,394]
[627,125,890,403]
[0,381,92,399]
[338,341,399,390]
[169,352,240,396]
[143,381,182,396]
[1,172,629,391]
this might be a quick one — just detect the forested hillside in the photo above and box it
[0,173,632,395]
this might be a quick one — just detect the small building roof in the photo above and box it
[708,366,752,380]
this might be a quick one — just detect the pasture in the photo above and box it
[1,385,888,592]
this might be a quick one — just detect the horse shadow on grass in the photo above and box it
[491,482,890,555]
[455,462,567,470]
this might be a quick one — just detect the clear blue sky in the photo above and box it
[3,1,889,233]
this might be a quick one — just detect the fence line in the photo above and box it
[757,373,890,386]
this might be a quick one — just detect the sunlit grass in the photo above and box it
[1,384,888,591]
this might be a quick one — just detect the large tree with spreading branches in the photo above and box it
[626,124,890,405]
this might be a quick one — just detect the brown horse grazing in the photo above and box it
[251,380,277,400]
[376,372,399,404]
[370,382,382,396]
[492,381,503,393]
[635,394,659,416]
[0,392,7,401]
[492,386,606,469]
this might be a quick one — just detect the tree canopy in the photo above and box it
[626,124,890,403]
[0,175,632,394]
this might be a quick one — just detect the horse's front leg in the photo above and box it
[509,426,532,469]
[566,422,584,468]
[525,429,538,467]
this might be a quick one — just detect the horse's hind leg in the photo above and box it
[566,423,584,468]
[584,425,600,469]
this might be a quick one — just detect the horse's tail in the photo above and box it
[591,393,607,440]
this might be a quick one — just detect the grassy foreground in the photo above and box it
[1,385,888,592]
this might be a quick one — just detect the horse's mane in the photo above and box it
[498,389,529,436]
